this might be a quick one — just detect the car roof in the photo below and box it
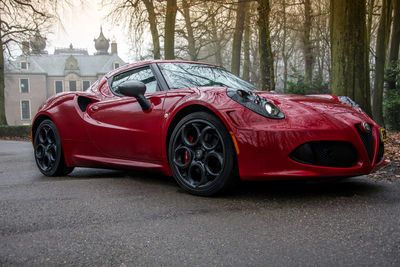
[105,60,223,78]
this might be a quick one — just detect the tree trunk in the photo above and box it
[242,3,251,81]
[257,0,275,91]
[388,0,400,90]
[0,26,7,125]
[164,0,177,59]
[303,0,314,83]
[182,0,196,61]
[231,1,248,76]
[367,0,375,48]
[143,0,161,59]
[210,12,223,66]
[281,0,288,91]
[372,0,392,126]
[330,0,371,115]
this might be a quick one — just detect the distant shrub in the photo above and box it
[0,125,31,137]
[384,60,400,131]
[285,67,330,95]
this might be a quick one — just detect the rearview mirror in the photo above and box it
[119,80,151,110]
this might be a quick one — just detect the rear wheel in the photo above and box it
[34,119,74,176]
[168,112,237,196]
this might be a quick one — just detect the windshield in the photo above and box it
[158,62,258,91]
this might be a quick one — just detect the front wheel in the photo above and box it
[168,112,237,196]
[34,119,74,176]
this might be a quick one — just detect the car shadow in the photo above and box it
[52,167,178,187]
[224,177,384,201]
[41,168,385,200]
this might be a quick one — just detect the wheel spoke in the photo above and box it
[38,128,47,144]
[173,146,193,169]
[50,143,57,154]
[199,169,209,186]
[47,147,56,163]
[42,154,50,170]
[47,128,55,144]
[188,161,207,187]
[181,123,201,147]
[200,126,219,150]
[204,151,224,176]
[35,144,45,159]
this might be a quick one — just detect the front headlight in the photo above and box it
[227,88,285,119]
[338,96,362,110]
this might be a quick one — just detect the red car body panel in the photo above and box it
[32,60,385,180]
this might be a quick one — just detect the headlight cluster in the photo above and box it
[227,88,285,119]
[338,96,362,110]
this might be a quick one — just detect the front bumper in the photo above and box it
[226,110,385,181]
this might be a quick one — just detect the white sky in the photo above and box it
[46,0,131,62]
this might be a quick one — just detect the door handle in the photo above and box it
[91,105,99,111]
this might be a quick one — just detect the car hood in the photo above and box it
[256,92,361,115]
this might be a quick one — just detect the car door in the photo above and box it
[85,65,165,162]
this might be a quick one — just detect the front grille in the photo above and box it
[290,141,358,168]
[355,124,374,162]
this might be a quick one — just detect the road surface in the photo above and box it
[1,140,399,265]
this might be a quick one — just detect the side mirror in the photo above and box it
[118,80,151,110]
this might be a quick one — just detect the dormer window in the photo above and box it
[20,61,28,70]
[113,62,120,70]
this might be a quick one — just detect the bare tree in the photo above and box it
[0,0,56,125]
[330,0,371,114]
[105,0,162,59]
[372,0,392,126]
[242,1,254,81]
[179,0,197,60]
[257,0,275,91]
[302,0,314,83]
[387,0,400,90]
[231,0,248,76]
[366,0,375,48]
[164,0,178,59]
[143,0,162,59]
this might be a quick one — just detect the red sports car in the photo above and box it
[32,60,386,195]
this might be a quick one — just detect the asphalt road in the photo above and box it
[0,140,399,266]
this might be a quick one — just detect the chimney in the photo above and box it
[22,41,30,54]
[111,41,118,54]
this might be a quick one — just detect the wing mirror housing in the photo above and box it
[118,80,151,111]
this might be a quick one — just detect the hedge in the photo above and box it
[0,125,31,138]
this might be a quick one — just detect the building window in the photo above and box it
[113,62,120,69]
[20,61,28,70]
[82,80,90,91]
[21,100,30,120]
[69,80,77,91]
[20,78,29,93]
[55,81,63,94]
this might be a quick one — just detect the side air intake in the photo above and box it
[77,96,93,112]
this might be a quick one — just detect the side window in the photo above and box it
[111,67,157,95]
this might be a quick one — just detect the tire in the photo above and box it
[34,119,74,176]
[168,112,237,196]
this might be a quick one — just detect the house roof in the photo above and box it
[6,53,126,77]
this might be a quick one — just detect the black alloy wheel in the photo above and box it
[34,119,74,176]
[169,112,236,196]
